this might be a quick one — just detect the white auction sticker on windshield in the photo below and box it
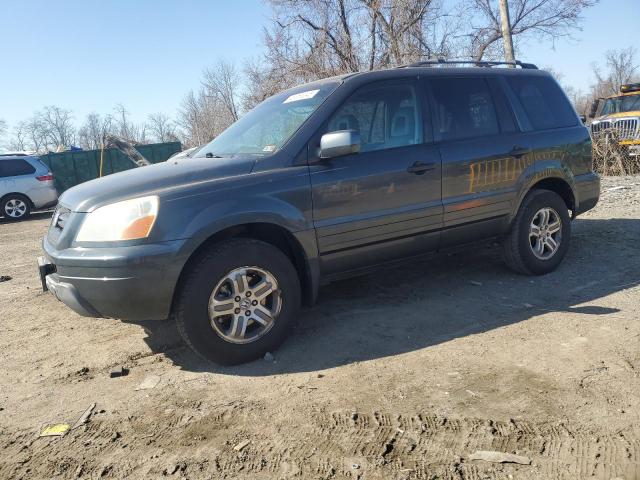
[283,89,319,104]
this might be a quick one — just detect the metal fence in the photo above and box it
[591,129,640,176]
[39,142,182,192]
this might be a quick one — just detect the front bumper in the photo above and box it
[41,267,102,318]
[40,238,188,321]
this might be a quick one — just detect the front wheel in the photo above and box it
[175,239,301,365]
[502,190,571,275]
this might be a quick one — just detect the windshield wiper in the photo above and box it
[205,152,223,158]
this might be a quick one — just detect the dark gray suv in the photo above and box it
[39,62,600,364]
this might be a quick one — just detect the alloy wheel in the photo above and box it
[5,199,28,218]
[529,207,562,260]
[208,266,282,344]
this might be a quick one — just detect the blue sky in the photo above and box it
[0,0,636,129]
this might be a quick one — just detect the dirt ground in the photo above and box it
[1,176,640,480]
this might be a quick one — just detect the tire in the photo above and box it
[175,238,301,365]
[1,194,31,221]
[502,189,571,275]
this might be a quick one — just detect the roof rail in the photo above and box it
[398,59,538,70]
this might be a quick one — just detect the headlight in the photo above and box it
[76,196,159,242]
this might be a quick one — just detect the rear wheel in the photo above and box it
[1,194,31,220]
[175,239,301,365]
[502,190,571,275]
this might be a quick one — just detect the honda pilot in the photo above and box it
[38,61,600,364]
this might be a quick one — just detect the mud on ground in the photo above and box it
[1,177,640,479]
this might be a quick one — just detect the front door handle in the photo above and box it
[407,161,436,175]
[509,146,530,158]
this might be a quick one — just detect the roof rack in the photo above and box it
[398,59,538,70]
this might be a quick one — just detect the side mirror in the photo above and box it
[588,99,599,119]
[320,130,361,159]
[579,115,587,124]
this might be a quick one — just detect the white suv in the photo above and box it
[0,154,58,220]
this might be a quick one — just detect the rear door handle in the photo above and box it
[407,161,436,175]
[509,146,530,157]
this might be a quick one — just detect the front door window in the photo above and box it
[326,84,423,153]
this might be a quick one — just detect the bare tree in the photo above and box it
[255,0,596,87]
[22,116,47,153]
[365,0,455,66]
[592,47,639,97]
[78,113,115,150]
[7,122,28,151]
[147,112,178,143]
[243,57,289,110]
[466,0,598,62]
[177,87,234,148]
[113,104,148,144]
[177,90,205,147]
[37,106,76,150]
[253,0,454,95]
[6,102,166,153]
[202,60,242,122]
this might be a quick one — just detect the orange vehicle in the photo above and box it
[589,83,640,157]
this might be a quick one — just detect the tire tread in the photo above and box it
[174,238,300,364]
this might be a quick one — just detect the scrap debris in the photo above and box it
[109,366,129,378]
[605,185,630,192]
[0,275,11,283]
[233,440,250,451]
[72,403,96,429]
[40,424,70,437]
[469,450,531,465]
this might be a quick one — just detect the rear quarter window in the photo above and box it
[0,159,37,178]
[506,75,577,130]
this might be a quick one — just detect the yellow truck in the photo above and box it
[589,83,640,157]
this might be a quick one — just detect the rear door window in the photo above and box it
[505,75,578,130]
[429,77,500,141]
[0,159,36,178]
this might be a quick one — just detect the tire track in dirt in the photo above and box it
[5,408,637,479]
[293,411,640,479]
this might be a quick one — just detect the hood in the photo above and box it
[60,155,256,212]
[597,111,640,120]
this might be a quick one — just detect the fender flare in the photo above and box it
[510,161,577,223]
[171,197,321,307]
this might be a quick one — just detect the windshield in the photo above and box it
[601,95,640,115]
[196,81,340,157]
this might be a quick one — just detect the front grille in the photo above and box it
[616,118,639,140]
[591,118,639,140]
[590,121,609,134]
